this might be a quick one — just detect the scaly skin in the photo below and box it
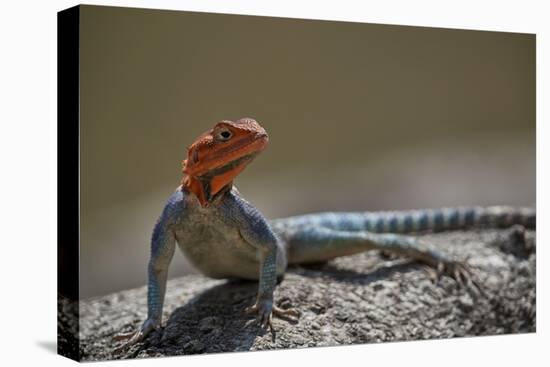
[115,118,536,347]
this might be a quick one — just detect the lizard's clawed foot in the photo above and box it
[424,258,484,295]
[246,299,300,331]
[112,318,159,353]
[112,330,143,353]
[246,300,273,330]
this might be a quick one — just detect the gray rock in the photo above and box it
[78,228,535,361]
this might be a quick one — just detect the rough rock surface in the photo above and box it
[79,228,535,361]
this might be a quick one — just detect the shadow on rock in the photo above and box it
[294,260,422,285]
[143,280,269,355]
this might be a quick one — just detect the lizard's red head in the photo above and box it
[182,118,268,206]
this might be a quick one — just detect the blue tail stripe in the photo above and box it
[403,214,413,233]
[433,210,444,231]
[418,212,429,231]
[464,208,475,226]
[448,209,459,229]
[388,216,398,232]
[375,216,385,232]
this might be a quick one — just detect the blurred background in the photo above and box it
[79,5,535,298]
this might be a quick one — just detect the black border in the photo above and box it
[57,5,80,361]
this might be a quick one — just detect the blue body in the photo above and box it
[142,185,535,333]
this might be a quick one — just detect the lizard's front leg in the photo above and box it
[244,244,298,328]
[114,218,176,349]
[228,195,299,329]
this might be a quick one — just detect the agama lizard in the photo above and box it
[116,117,535,346]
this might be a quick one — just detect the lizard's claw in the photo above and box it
[272,304,300,319]
[246,300,300,330]
[246,300,273,329]
[112,318,159,353]
[425,258,484,296]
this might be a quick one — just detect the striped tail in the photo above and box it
[361,206,536,233]
[275,206,535,234]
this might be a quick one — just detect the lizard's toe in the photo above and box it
[272,305,300,320]
[113,330,144,353]
[112,330,136,342]
[246,299,273,330]
[112,318,159,353]
[246,299,300,331]
[434,259,485,296]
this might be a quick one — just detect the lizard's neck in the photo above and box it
[182,154,252,207]
[182,174,234,207]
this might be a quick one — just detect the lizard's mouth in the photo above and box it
[198,152,259,180]
[193,132,268,177]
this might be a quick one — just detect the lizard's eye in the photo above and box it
[215,128,233,142]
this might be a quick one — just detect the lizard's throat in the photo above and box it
[182,154,256,207]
